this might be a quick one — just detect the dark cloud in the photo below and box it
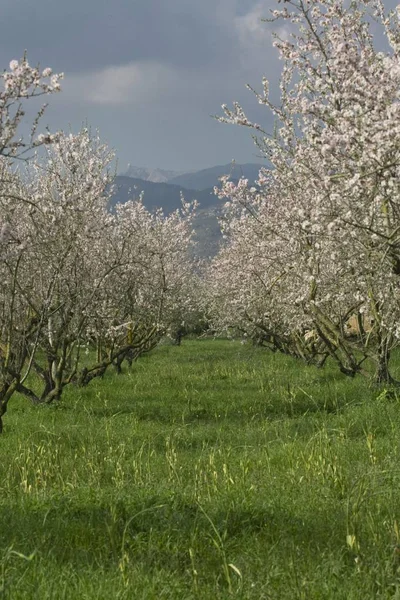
[0,0,397,171]
[0,0,240,72]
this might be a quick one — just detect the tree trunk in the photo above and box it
[113,353,125,374]
[373,333,397,385]
[375,348,397,384]
[0,378,19,434]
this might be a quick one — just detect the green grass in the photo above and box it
[1,339,400,598]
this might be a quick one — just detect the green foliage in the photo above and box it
[1,340,400,598]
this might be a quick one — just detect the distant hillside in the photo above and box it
[121,165,184,183]
[110,176,223,257]
[112,162,264,258]
[192,207,223,258]
[111,176,219,213]
[168,163,262,190]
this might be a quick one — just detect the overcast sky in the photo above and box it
[0,0,397,172]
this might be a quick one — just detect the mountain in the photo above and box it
[111,176,219,213]
[121,165,185,183]
[110,175,223,258]
[192,207,223,258]
[111,163,264,257]
[168,162,262,190]
[121,162,263,188]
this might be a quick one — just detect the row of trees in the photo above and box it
[205,0,400,383]
[1,0,399,429]
[0,59,198,432]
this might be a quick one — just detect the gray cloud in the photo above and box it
[0,0,397,171]
[0,0,245,72]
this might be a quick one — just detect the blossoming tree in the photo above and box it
[0,128,198,428]
[0,56,62,431]
[77,198,198,384]
[0,55,200,432]
[210,0,400,382]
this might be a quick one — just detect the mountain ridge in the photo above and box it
[120,162,262,190]
[122,165,186,183]
[111,175,223,258]
[111,176,218,213]
[167,162,262,190]
[111,163,263,257]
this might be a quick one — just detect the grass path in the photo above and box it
[1,340,400,598]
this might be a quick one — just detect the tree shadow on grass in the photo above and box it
[0,494,346,573]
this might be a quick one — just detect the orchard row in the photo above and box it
[1,0,400,431]
[206,0,400,384]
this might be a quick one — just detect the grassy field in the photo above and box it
[1,339,400,599]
